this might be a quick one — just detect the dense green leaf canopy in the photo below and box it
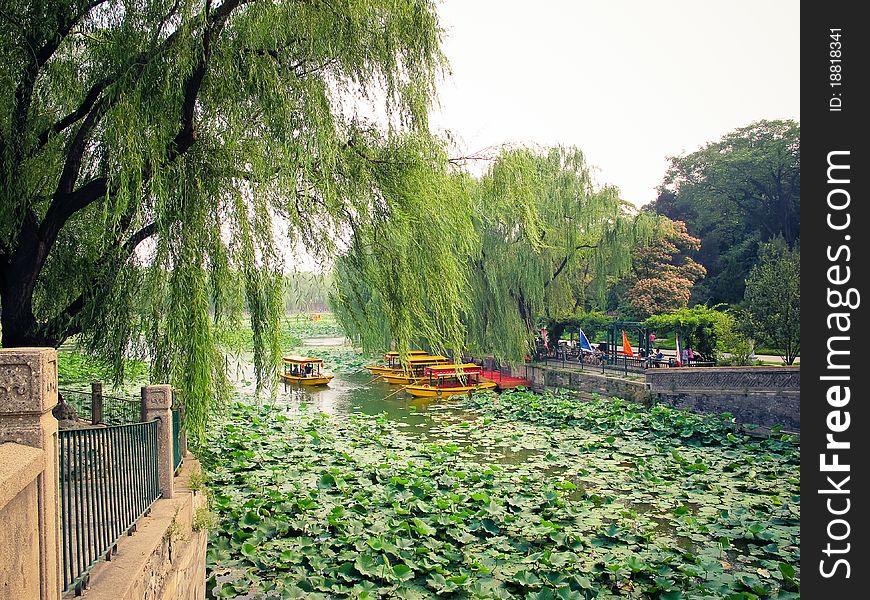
[649,120,799,304]
[332,146,660,362]
[0,0,446,439]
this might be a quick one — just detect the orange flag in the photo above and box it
[622,330,634,357]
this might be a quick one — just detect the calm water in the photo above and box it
[228,339,477,439]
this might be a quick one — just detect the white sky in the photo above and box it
[429,0,800,207]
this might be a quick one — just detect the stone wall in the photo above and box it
[518,363,650,404]
[646,366,800,432]
[0,348,61,600]
[0,444,46,600]
[73,459,208,600]
[516,363,800,432]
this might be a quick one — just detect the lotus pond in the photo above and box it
[200,362,800,600]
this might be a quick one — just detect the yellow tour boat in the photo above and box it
[279,356,334,386]
[380,355,451,384]
[404,364,497,398]
[364,350,430,375]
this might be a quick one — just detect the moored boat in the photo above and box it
[364,350,429,375]
[380,355,450,384]
[479,369,532,391]
[279,356,334,386]
[404,364,497,398]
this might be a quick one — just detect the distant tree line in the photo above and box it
[647,120,799,306]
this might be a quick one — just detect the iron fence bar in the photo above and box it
[83,429,99,576]
[84,429,95,579]
[138,423,147,516]
[126,423,134,527]
[121,425,133,531]
[61,432,71,588]
[107,426,119,551]
[148,420,159,499]
[94,427,108,561]
[59,420,162,593]
[74,432,85,586]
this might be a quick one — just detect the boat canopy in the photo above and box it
[383,350,428,358]
[282,355,323,364]
[423,364,482,377]
[406,355,449,364]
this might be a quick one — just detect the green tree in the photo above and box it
[649,120,800,304]
[622,220,706,318]
[284,271,334,314]
[743,238,800,365]
[544,310,613,347]
[329,163,477,360]
[643,305,735,361]
[0,0,446,439]
[332,146,658,362]
[467,147,652,361]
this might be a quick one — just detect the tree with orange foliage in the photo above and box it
[624,220,707,318]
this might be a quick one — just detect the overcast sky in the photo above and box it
[428,0,800,207]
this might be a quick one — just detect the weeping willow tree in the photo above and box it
[329,160,477,359]
[332,145,660,362]
[466,147,657,361]
[0,0,446,440]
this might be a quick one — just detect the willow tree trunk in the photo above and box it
[0,254,62,348]
[0,226,74,348]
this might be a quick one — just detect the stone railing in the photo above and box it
[0,348,62,600]
[0,348,204,599]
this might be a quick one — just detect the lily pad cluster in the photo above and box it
[289,346,372,374]
[201,390,799,599]
[286,315,347,339]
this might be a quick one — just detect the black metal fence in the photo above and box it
[537,349,649,375]
[536,348,716,375]
[59,420,161,594]
[59,387,140,426]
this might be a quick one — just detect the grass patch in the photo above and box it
[217,313,346,354]
[57,350,148,391]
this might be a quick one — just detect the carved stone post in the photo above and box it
[91,381,103,425]
[0,347,62,599]
[140,384,174,499]
[178,403,189,458]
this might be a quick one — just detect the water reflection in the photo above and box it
[228,347,446,427]
[226,341,539,466]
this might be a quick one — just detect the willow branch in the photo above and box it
[544,243,599,288]
[33,76,111,152]
[47,221,157,338]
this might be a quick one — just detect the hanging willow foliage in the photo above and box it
[329,142,477,360]
[0,0,446,442]
[332,146,661,363]
[467,147,647,362]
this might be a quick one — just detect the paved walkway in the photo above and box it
[656,349,799,365]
